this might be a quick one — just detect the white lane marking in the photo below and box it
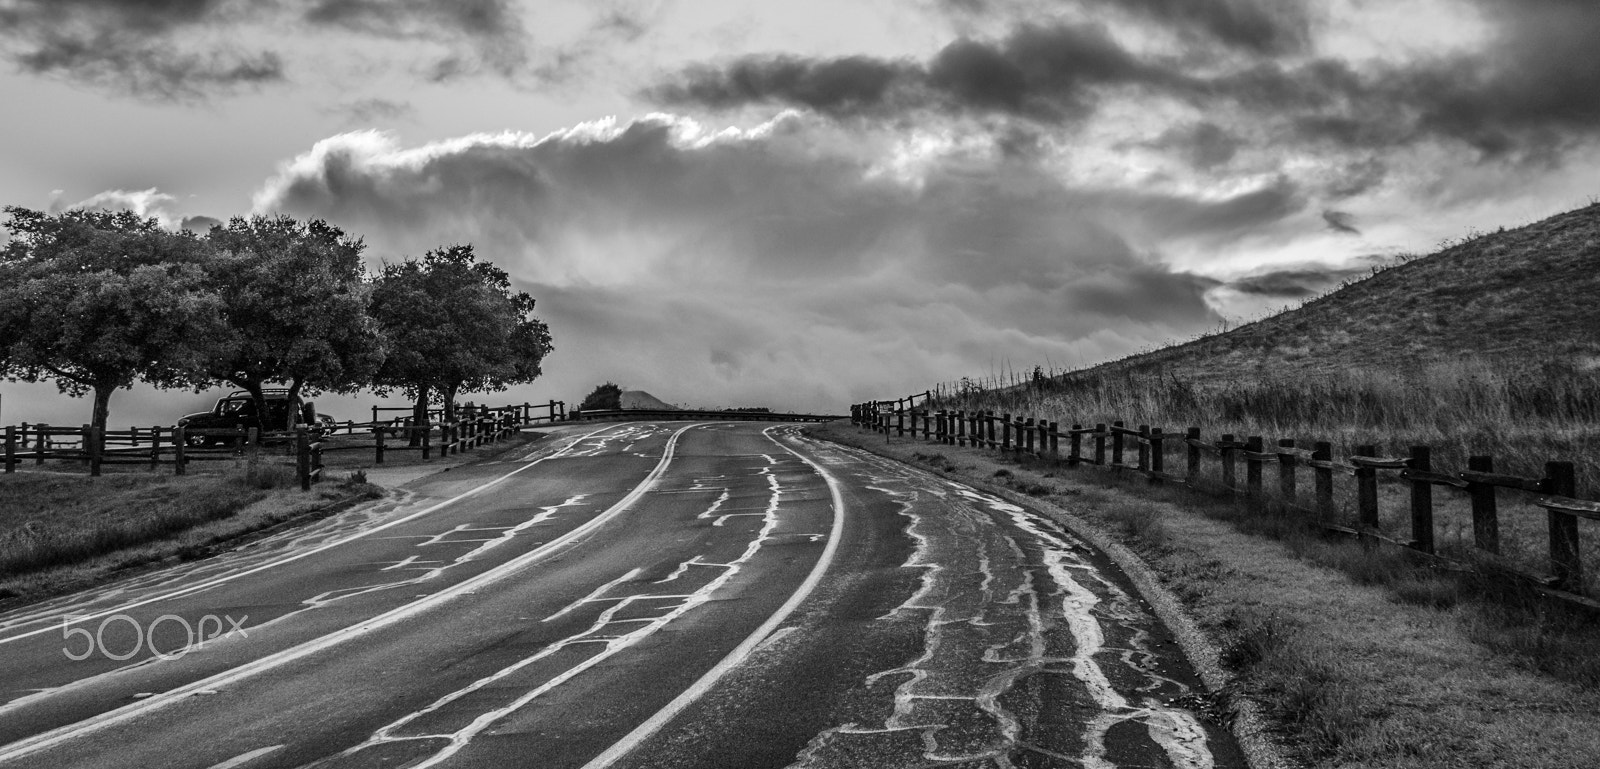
[543,568,644,624]
[204,744,285,769]
[576,424,848,769]
[0,424,705,764]
[0,424,624,646]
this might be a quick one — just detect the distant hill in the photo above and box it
[1083,202,1600,384]
[619,390,678,410]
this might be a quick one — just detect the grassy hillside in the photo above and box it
[944,202,1600,493]
[1109,201,1600,381]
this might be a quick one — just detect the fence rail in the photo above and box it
[3,399,568,491]
[851,396,1600,605]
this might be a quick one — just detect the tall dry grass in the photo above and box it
[939,357,1600,494]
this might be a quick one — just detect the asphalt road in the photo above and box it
[0,421,1245,769]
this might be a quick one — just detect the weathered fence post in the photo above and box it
[1069,424,1083,466]
[1355,444,1379,529]
[1466,456,1500,554]
[297,428,312,491]
[1185,427,1201,483]
[173,427,187,475]
[1313,441,1334,520]
[1136,424,1150,473]
[1111,421,1125,468]
[1048,421,1059,462]
[375,425,386,464]
[85,424,102,477]
[149,426,163,469]
[3,425,14,473]
[1245,436,1265,503]
[1277,438,1297,513]
[1546,461,1580,591]
[1149,428,1165,485]
[1024,418,1035,456]
[35,424,47,466]
[1220,433,1237,492]
[897,407,906,438]
[1002,414,1011,452]
[985,411,996,448]
[1409,446,1434,554]
[1094,423,1107,466]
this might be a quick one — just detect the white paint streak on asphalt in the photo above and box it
[575,425,846,769]
[321,426,839,769]
[0,424,703,765]
[202,744,284,769]
[0,425,621,647]
[789,446,1216,769]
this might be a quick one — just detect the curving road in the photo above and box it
[0,421,1245,769]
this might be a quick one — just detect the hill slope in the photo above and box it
[619,390,678,410]
[1095,202,1600,383]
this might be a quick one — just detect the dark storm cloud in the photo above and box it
[649,22,1173,123]
[252,116,1238,409]
[1322,209,1359,235]
[179,215,222,232]
[1139,122,1240,170]
[0,0,528,98]
[1224,255,1397,299]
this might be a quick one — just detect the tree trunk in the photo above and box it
[409,384,431,448]
[229,378,271,433]
[442,382,461,423]
[91,381,115,433]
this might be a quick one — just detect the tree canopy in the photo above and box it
[370,243,553,423]
[579,382,623,411]
[201,215,386,429]
[0,206,226,431]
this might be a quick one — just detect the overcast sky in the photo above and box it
[3,0,1599,423]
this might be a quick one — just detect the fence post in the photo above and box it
[1069,424,1083,466]
[35,423,47,465]
[3,425,14,473]
[1355,444,1379,529]
[1409,446,1434,554]
[375,425,386,464]
[173,427,187,475]
[1109,421,1123,467]
[985,411,995,448]
[898,407,906,438]
[1185,427,1200,482]
[1314,441,1334,520]
[1094,423,1107,466]
[298,428,312,491]
[85,424,102,477]
[1136,424,1149,473]
[1466,456,1500,554]
[1277,438,1297,513]
[1149,428,1165,485]
[150,426,162,469]
[1002,414,1011,452]
[247,428,260,466]
[1220,434,1237,492]
[1037,420,1048,459]
[1244,436,1265,504]
[1024,418,1035,456]
[1546,461,1580,592]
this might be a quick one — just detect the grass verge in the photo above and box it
[814,420,1600,769]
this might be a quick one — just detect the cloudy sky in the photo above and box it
[3,0,1599,423]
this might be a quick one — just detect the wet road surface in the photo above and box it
[0,421,1244,768]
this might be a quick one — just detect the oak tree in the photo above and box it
[370,244,552,433]
[201,215,385,430]
[0,207,225,431]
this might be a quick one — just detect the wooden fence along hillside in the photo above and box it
[3,400,567,491]
[852,392,1600,606]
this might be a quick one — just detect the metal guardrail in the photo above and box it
[572,409,845,424]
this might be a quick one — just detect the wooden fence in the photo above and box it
[572,408,845,423]
[851,393,1600,605]
[2,400,568,491]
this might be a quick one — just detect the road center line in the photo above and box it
[0,424,705,764]
[577,425,848,769]
[0,424,622,646]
